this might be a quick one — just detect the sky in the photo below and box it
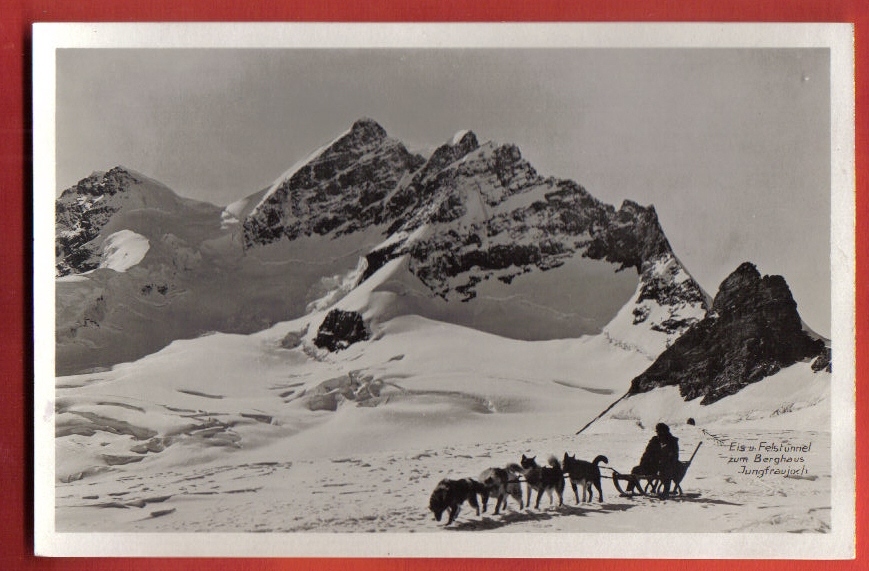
[55,48,832,336]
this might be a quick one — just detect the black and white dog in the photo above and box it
[478,466,523,514]
[519,454,565,509]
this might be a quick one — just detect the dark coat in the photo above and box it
[637,433,680,477]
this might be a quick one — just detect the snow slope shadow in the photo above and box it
[653,493,742,507]
[446,503,635,531]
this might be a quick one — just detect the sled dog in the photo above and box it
[519,454,565,509]
[428,478,487,525]
[479,466,523,514]
[563,453,608,503]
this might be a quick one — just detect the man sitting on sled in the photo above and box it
[624,422,680,499]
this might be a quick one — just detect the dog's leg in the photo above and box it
[594,479,603,502]
[470,494,480,516]
[570,479,579,504]
[447,504,460,525]
[508,486,521,511]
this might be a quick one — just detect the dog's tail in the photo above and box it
[468,478,488,493]
[505,463,524,474]
[548,455,561,470]
[593,455,609,466]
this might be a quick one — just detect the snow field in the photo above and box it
[53,304,831,534]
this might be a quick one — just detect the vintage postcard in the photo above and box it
[33,22,855,557]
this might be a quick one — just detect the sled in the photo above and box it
[610,470,654,497]
[611,441,702,498]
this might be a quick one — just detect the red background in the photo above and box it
[1,1,865,569]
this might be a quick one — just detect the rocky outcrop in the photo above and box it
[811,346,832,373]
[313,309,370,352]
[629,262,827,404]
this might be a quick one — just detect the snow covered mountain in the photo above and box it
[53,118,828,443]
[52,119,833,535]
[55,167,223,276]
[55,119,709,375]
[241,118,708,349]
[55,165,388,375]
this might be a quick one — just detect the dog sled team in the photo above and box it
[429,422,691,526]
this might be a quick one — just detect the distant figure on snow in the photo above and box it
[625,422,680,499]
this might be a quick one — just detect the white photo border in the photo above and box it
[33,22,856,558]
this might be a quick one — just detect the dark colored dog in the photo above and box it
[519,454,565,509]
[428,478,487,525]
[479,466,523,514]
[563,453,609,503]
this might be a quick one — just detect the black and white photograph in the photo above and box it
[33,23,855,558]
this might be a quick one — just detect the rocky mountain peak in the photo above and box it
[629,263,827,404]
[412,130,480,184]
[451,129,478,148]
[56,167,145,276]
[712,261,760,304]
[60,166,140,199]
[583,200,670,274]
[710,262,798,318]
[333,117,389,151]
[242,118,425,246]
[351,117,386,134]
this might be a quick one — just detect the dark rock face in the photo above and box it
[242,118,426,246]
[374,140,698,305]
[313,309,370,351]
[584,201,670,272]
[811,347,832,373]
[629,262,827,404]
[412,130,480,185]
[380,130,480,225]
